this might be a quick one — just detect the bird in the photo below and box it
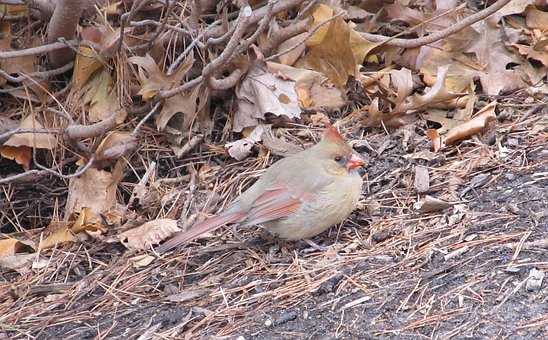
[156,125,365,253]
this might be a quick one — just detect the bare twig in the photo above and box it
[0,40,78,59]
[0,62,74,83]
[0,128,63,144]
[145,0,172,52]
[361,0,512,49]
[263,19,309,56]
[64,112,118,140]
[202,5,252,88]
[132,102,161,136]
[266,12,343,61]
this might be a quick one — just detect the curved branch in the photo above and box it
[46,0,86,67]
[361,0,512,49]
[64,112,118,140]
[202,5,252,87]
[208,69,244,90]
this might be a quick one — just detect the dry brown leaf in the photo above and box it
[305,6,356,88]
[64,168,118,220]
[0,145,31,169]
[267,62,345,110]
[445,101,497,145]
[95,131,138,162]
[234,62,301,132]
[277,32,307,66]
[385,3,424,27]
[490,0,535,23]
[348,25,377,65]
[82,69,126,123]
[513,43,548,66]
[408,65,460,109]
[306,4,333,46]
[466,22,526,95]
[390,68,414,108]
[38,221,76,250]
[129,54,194,101]
[0,238,33,256]
[417,46,477,93]
[0,23,37,86]
[156,84,208,132]
[525,5,548,29]
[71,207,106,235]
[73,46,103,90]
[414,195,453,213]
[0,254,36,274]
[3,114,57,150]
[119,218,180,250]
[130,254,155,268]
[426,129,442,152]
[261,125,304,157]
[225,125,264,160]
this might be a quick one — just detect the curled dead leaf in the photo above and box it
[95,131,138,162]
[2,114,57,150]
[426,129,442,152]
[225,125,264,160]
[65,168,118,220]
[73,45,103,90]
[414,195,453,213]
[119,218,180,250]
[38,221,76,250]
[305,7,355,88]
[445,102,497,145]
[129,53,194,101]
[0,238,34,256]
[235,62,301,132]
[0,254,37,275]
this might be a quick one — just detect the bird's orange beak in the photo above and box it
[346,153,365,170]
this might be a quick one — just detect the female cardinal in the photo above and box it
[157,125,365,253]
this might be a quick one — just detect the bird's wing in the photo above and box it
[240,184,315,226]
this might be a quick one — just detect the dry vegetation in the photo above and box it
[0,0,547,338]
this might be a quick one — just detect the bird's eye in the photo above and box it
[334,156,342,162]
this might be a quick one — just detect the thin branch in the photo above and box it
[0,128,63,144]
[208,69,243,90]
[202,5,252,85]
[0,62,73,83]
[266,12,343,61]
[361,0,512,49]
[0,40,78,59]
[166,21,220,75]
[263,18,309,56]
[64,112,118,140]
[132,101,161,136]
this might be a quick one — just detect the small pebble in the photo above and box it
[526,268,545,292]
[504,266,521,274]
[264,319,272,327]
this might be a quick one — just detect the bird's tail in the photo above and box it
[156,210,246,253]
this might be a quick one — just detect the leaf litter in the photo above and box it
[0,0,547,338]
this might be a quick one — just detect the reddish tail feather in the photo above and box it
[156,211,246,253]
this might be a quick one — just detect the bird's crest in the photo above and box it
[322,123,345,144]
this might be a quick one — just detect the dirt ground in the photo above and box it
[1,108,547,339]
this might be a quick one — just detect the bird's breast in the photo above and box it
[265,173,363,240]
